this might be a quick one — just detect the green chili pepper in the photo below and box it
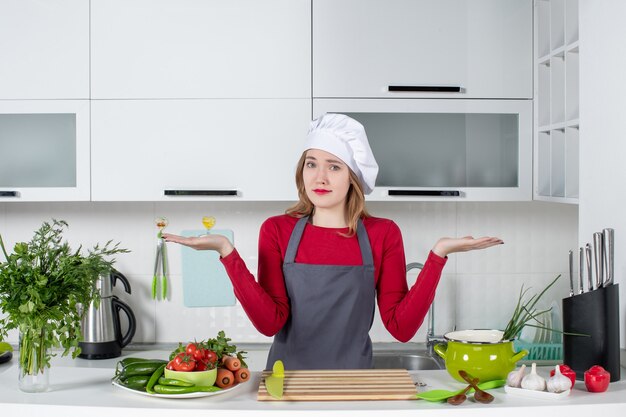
[157,377,194,387]
[120,375,150,390]
[146,364,166,394]
[119,361,168,379]
[153,384,222,395]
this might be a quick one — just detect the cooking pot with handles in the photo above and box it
[434,329,528,382]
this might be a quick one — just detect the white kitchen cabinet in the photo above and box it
[314,99,532,201]
[0,100,90,201]
[91,99,310,201]
[534,0,579,204]
[0,0,89,99]
[313,0,533,99]
[90,0,310,99]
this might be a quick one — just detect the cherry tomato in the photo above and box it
[166,360,176,371]
[584,365,610,393]
[205,350,218,364]
[185,342,198,358]
[195,360,208,371]
[550,364,577,389]
[173,353,196,372]
[193,347,208,362]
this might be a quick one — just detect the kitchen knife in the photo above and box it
[568,250,574,296]
[593,232,604,290]
[578,247,584,295]
[264,360,285,399]
[603,228,614,287]
[585,244,593,292]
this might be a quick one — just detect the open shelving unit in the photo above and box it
[534,0,579,204]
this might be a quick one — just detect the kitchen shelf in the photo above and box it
[534,0,579,204]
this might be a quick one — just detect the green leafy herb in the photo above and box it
[501,274,561,341]
[0,219,129,376]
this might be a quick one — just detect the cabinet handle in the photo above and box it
[388,85,462,93]
[0,191,19,197]
[388,190,460,197]
[164,190,238,197]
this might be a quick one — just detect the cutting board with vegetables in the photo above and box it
[257,369,417,401]
[181,229,235,307]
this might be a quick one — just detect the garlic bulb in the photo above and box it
[506,364,527,388]
[521,363,547,391]
[547,364,572,393]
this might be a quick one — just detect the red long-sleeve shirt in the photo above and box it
[220,214,447,342]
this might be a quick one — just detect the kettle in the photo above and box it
[79,270,137,359]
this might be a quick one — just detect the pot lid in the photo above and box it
[444,329,508,344]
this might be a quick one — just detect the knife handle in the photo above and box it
[603,228,614,287]
[593,232,604,290]
[585,243,593,292]
[578,247,584,294]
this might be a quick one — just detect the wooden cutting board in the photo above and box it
[257,369,417,401]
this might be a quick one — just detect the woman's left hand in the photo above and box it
[432,236,503,258]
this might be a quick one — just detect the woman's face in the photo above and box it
[302,149,351,212]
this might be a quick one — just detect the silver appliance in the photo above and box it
[79,270,136,359]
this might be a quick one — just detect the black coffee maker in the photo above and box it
[79,270,136,359]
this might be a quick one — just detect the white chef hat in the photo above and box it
[304,113,379,194]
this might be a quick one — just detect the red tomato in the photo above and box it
[550,364,577,389]
[185,342,198,358]
[166,360,176,371]
[205,350,218,364]
[584,365,610,393]
[195,360,208,371]
[173,352,186,367]
[193,347,208,362]
[173,353,196,372]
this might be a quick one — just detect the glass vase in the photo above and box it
[18,328,50,393]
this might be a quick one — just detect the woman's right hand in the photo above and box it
[161,233,234,258]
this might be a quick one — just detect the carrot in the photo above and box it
[222,355,241,372]
[216,368,234,388]
[234,367,249,383]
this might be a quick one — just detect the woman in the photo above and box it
[163,113,503,370]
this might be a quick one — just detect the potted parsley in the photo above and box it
[0,219,128,392]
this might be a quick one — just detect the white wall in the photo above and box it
[579,0,626,348]
[0,201,576,345]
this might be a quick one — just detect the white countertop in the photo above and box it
[1,348,625,417]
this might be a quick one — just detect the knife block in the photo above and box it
[562,284,620,382]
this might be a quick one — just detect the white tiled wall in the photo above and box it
[0,201,577,345]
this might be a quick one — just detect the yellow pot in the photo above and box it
[434,329,528,383]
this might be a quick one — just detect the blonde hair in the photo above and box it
[285,152,370,236]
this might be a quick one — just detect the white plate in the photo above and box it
[111,378,243,399]
[504,385,570,400]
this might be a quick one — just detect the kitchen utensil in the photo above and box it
[447,380,476,405]
[181,229,236,307]
[585,244,593,292]
[568,250,574,296]
[79,270,136,359]
[578,247,584,294]
[433,329,528,383]
[264,360,284,400]
[152,217,169,300]
[593,232,604,290]
[257,369,417,401]
[458,370,494,403]
[603,228,614,287]
[415,379,506,402]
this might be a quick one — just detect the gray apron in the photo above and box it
[266,216,376,370]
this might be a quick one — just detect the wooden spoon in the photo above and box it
[458,370,495,404]
[447,379,477,405]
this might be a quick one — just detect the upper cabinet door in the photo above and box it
[313,0,532,99]
[0,0,89,99]
[91,0,311,99]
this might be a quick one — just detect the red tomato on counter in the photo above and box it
[584,365,610,393]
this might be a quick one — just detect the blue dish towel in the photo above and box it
[181,229,236,307]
